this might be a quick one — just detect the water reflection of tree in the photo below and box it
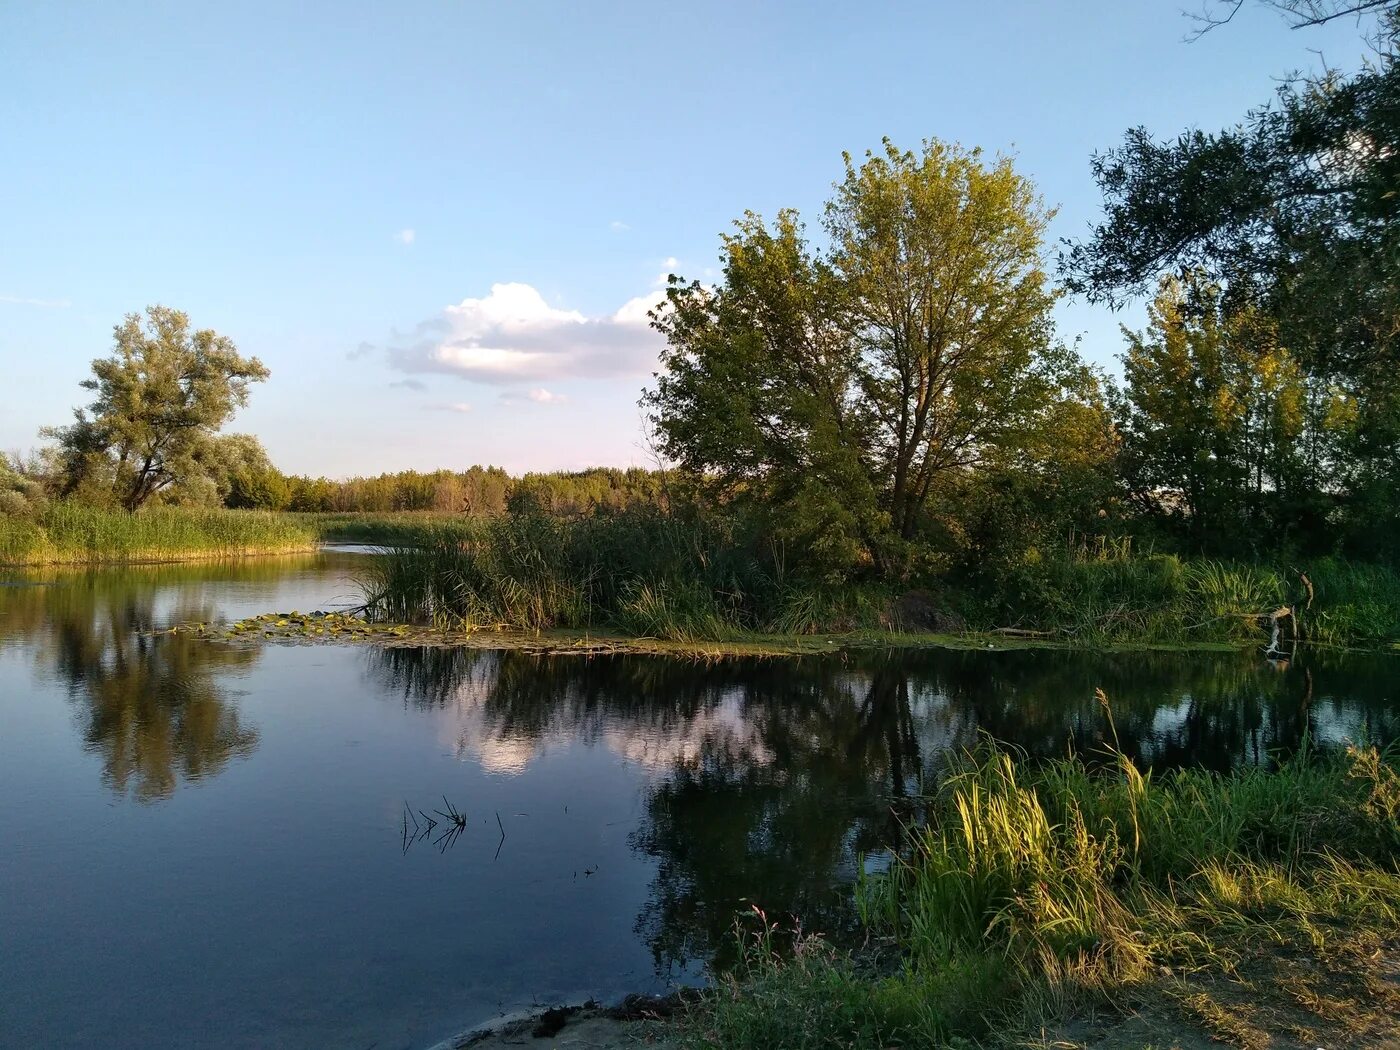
[369,649,954,972]
[914,647,1400,772]
[369,643,1399,977]
[1,569,262,801]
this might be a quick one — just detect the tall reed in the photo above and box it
[0,504,317,565]
[358,508,826,640]
[682,740,1400,1047]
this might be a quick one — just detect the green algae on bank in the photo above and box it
[165,611,1264,659]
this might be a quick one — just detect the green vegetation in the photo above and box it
[1063,2,1400,562]
[356,510,1400,649]
[44,305,270,511]
[0,504,316,566]
[675,737,1400,1048]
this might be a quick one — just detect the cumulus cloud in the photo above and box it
[395,228,416,245]
[385,281,664,385]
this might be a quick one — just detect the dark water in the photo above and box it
[1,551,1396,1049]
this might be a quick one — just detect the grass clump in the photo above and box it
[0,504,318,566]
[357,508,869,642]
[675,734,1400,1048]
[969,547,1400,648]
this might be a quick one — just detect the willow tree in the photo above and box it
[647,139,1089,575]
[46,306,268,511]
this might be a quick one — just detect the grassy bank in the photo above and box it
[0,505,318,566]
[676,737,1400,1048]
[357,511,1400,650]
[291,510,460,547]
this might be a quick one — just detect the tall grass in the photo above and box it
[974,549,1400,647]
[291,511,468,548]
[0,504,318,565]
[680,739,1400,1047]
[357,508,863,641]
[362,509,1400,647]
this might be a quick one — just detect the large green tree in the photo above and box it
[1061,4,1399,381]
[647,140,1095,576]
[46,306,268,511]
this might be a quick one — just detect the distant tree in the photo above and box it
[212,434,291,510]
[648,139,1085,576]
[45,306,269,511]
[1112,273,1352,552]
[0,452,49,519]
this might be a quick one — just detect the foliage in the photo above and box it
[648,139,1109,578]
[1111,273,1357,552]
[677,741,1400,1047]
[43,306,269,511]
[213,434,292,510]
[356,498,1400,647]
[1060,7,1400,382]
[0,452,48,519]
[278,464,665,517]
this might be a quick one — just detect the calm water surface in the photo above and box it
[1,550,1396,1049]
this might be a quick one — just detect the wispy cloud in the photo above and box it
[427,402,474,413]
[388,378,427,392]
[609,220,630,232]
[394,228,416,245]
[0,294,70,308]
[500,387,569,406]
[346,340,376,361]
[382,281,665,385]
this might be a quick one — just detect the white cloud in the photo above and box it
[427,402,474,413]
[500,387,569,406]
[395,228,416,245]
[0,294,70,308]
[385,281,665,385]
[609,220,630,232]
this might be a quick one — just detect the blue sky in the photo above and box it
[0,1,1376,477]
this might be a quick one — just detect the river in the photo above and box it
[1,548,1396,1049]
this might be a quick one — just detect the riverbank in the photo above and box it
[662,740,1400,1049]
[354,516,1400,651]
[0,505,319,565]
[169,611,1264,659]
[6,505,1400,651]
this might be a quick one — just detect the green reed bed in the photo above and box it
[677,737,1400,1048]
[356,509,856,643]
[975,551,1400,648]
[359,507,1400,648]
[0,505,318,565]
[292,511,471,548]
[319,511,817,644]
